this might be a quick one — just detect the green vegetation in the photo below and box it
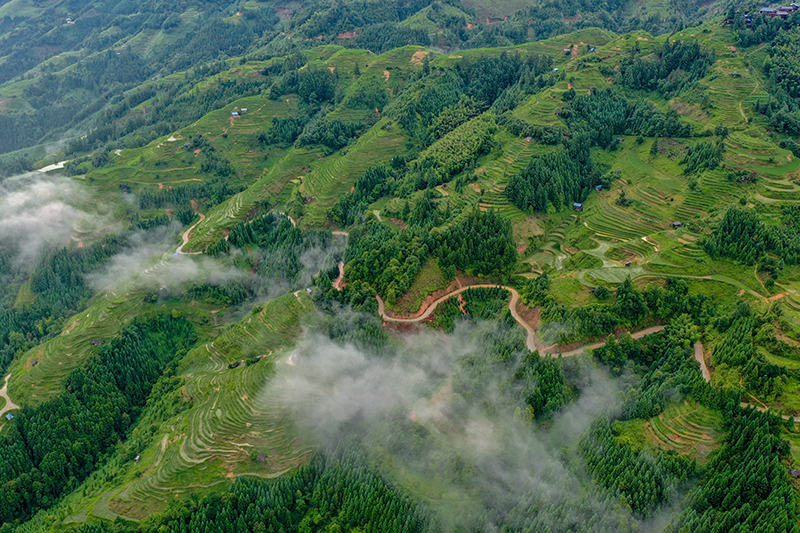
[7,2,800,532]
[0,314,195,525]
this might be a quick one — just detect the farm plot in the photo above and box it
[7,251,227,405]
[700,57,768,127]
[108,292,314,516]
[299,119,405,228]
[8,292,147,405]
[186,148,323,250]
[468,137,546,221]
[584,195,662,241]
[606,238,657,263]
[643,400,723,462]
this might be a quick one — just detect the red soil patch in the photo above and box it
[410,50,429,65]
[386,273,494,320]
[276,8,293,22]
[383,321,424,334]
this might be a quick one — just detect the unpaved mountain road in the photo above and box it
[0,373,19,418]
[377,284,666,356]
[377,285,537,351]
[175,213,206,255]
[552,326,666,357]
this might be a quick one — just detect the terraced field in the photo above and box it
[69,292,314,521]
[525,215,575,269]
[186,148,324,250]
[513,90,568,126]
[644,400,723,461]
[700,55,769,128]
[300,119,406,227]
[6,250,232,404]
[584,194,662,241]
[606,238,655,263]
[8,290,149,405]
[462,136,546,221]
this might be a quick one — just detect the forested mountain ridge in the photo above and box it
[4,2,800,533]
[0,0,726,171]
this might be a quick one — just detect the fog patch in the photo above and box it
[87,222,342,308]
[0,174,105,268]
[86,222,243,293]
[270,321,649,532]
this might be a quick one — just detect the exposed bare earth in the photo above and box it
[176,213,206,254]
[0,373,19,417]
[377,284,666,356]
[694,341,711,382]
[333,261,345,290]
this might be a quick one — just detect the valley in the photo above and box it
[0,0,800,531]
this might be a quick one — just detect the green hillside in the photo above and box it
[4,3,800,532]
[0,0,727,174]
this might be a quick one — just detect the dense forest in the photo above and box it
[6,0,800,531]
[0,314,196,527]
[704,206,800,269]
[0,234,133,375]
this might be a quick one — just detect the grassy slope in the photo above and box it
[14,20,800,527]
[17,292,313,528]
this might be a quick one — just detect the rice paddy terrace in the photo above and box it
[9,17,800,529]
[33,292,317,525]
[104,292,314,517]
[645,402,724,461]
[616,400,724,463]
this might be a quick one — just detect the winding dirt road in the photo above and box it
[0,373,19,418]
[552,326,666,357]
[377,285,669,357]
[694,341,711,382]
[740,401,800,423]
[175,213,206,255]
[377,285,539,353]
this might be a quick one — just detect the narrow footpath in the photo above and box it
[377,285,538,351]
[175,213,206,255]
[0,373,19,418]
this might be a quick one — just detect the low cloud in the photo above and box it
[86,222,243,293]
[87,224,342,304]
[0,174,99,268]
[270,321,643,532]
